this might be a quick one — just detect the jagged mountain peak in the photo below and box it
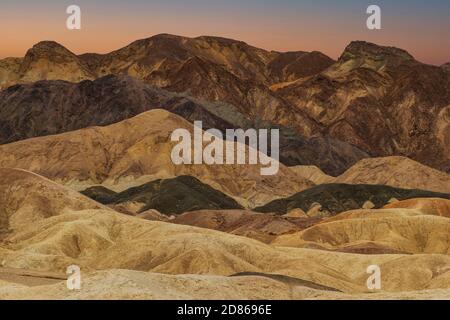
[340,40,415,62]
[31,40,70,50]
[24,41,79,61]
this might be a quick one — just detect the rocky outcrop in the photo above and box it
[275,41,450,172]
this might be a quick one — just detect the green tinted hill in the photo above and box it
[81,175,242,215]
[254,184,450,216]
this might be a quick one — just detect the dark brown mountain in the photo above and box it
[0,34,335,137]
[0,75,228,143]
[275,41,450,172]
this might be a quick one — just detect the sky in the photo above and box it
[1,0,449,65]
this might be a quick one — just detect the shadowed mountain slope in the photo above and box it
[255,184,450,216]
[0,34,336,138]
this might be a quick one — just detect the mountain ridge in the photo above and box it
[0,35,448,172]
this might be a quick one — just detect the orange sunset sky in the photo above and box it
[1,0,449,65]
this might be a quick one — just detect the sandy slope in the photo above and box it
[334,157,450,193]
[289,165,335,184]
[273,198,450,255]
[383,198,450,217]
[2,168,450,297]
[173,209,319,243]
[0,269,449,300]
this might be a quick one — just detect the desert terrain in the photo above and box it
[0,35,449,300]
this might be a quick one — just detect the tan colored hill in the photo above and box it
[0,268,449,300]
[172,210,319,243]
[273,202,450,255]
[335,156,450,193]
[5,205,450,294]
[0,168,104,234]
[0,270,301,300]
[0,41,94,87]
[0,109,314,207]
[383,198,450,217]
[289,165,335,184]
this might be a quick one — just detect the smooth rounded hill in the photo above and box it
[288,165,335,184]
[335,156,450,193]
[0,168,104,235]
[0,75,368,175]
[273,206,450,255]
[383,198,450,218]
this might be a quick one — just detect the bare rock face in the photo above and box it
[0,58,22,89]
[275,41,450,172]
[0,41,94,88]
